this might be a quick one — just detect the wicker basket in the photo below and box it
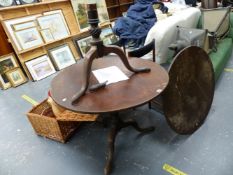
[47,97,99,122]
[26,99,80,143]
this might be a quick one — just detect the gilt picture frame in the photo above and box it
[100,26,119,45]
[12,20,37,31]
[73,35,92,58]
[6,67,27,87]
[25,55,56,81]
[14,27,44,50]
[0,53,19,89]
[71,2,89,32]
[37,13,70,40]
[40,28,54,43]
[71,0,109,31]
[2,14,42,51]
[48,44,76,70]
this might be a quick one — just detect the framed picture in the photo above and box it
[73,35,92,58]
[48,44,76,70]
[0,53,19,89]
[0,76,11,90]
[6,67,27,87]
[2,14,42,51]
[71,0,109,31]
[40,28,54,43]
[96,0,110,26]
[12,20,37,31]
[15,27,44,50]
[71,2,89,32]
[37,13,70,40]
[43,9,67,22]
[100,27,119,45]
[25,55,56,81]
[19,0,38,5]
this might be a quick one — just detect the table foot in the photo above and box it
[121,119,155,133]
[104,114,154,175]
[104,116,119,175]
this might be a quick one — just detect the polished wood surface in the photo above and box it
[51,56,169,114]
[163,46,215,134]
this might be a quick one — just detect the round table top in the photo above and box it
[50,56,169,114]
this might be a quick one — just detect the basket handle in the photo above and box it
[40,106,51,116]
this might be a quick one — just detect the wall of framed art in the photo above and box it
[0,0,80,80]
[0,53,27,89]
[0,0,132,82]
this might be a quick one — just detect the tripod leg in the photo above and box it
[104,121,118,175]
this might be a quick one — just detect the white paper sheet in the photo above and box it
[92,66,129,85]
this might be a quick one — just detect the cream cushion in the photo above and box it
[145,6,201,64]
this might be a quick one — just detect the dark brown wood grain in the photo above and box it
[163,46,215,134]
[51,56,169,114]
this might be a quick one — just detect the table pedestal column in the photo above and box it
[104,113,155,175]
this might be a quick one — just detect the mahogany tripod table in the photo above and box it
[50,56,169,175]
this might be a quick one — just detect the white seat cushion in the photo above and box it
[145,6,201,64]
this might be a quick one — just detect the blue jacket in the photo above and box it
[113,0,158,47]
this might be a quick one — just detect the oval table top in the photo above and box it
[50,56,169,114]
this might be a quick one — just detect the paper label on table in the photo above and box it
[92,66,129,85]
[163,164,187,175]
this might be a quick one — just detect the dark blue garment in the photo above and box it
[135,0,158,4]
[113,0,157,48]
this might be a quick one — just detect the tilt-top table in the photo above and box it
[50,3,169,175]
[50,56,169,175]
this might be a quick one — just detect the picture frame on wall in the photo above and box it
[15,27,44,50]
[0,53,19,90]
[25,55,56,81]
[71,2,88,32]
[73,35,92,58]
[12,20,37,31]
[100,27,119,45]
[2,14,42,51]
[43,9,67,20]
[40,28,54,43]
[71,0,109,32]
[0,76,11,90]
[37,13,70,40]
[48,44,76,70]
[96,0,110,25]
[6,67,27,87]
